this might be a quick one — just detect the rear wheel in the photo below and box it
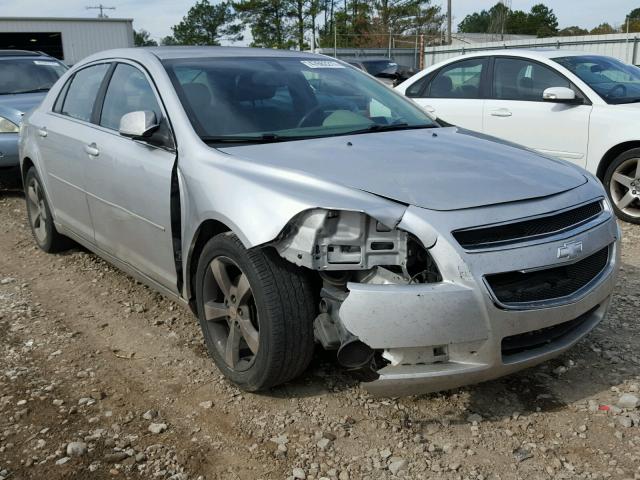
[195,232,316,391]
[24,167,72,252]
[604,149,640,224]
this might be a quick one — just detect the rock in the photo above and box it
[380,448,392,460]
[292,467,306,479]
[104,452,129,463]
[513,447,533,462]
[618,416,633,428]
[317,438,332,450]
[66,441,88,457]
[148,423,167,434]
[199,401,213,409]
[55,457,71,465]
[0,277,15,285]
[142,409,157,420]
[388,458,408,475]
[339,471,349,480]
[617,393,640,409]
[467,413,483,423]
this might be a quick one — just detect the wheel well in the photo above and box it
[21,157,34,182]
[187,219,231,308]
[597,141,640,180]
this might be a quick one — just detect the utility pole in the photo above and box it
[86,4,116,18]
[447,0,452,45]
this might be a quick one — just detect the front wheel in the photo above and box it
[604,149,640,224]
[195,233,316,391]
[24,167,72,252]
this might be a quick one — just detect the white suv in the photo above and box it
[396,50,640,224]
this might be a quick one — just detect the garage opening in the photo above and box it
[0,32,63,59]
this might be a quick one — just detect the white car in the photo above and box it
[396,50,640,224]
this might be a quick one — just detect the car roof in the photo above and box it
[453,49,599,61]
[0,49,48,58]
[146,46,323,60]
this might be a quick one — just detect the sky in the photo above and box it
[0,0,635,43]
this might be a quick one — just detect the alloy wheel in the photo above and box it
[610,157,640,218]
[202,256,259,372]
[26,177,48,244]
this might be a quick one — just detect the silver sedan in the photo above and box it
[19,47,620,396]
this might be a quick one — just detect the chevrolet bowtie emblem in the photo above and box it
[557,240,583,260]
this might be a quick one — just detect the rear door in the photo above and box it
[484,57,592,165]
[82,61,178,290]
[406,57,488,131]
[36,62,111,240]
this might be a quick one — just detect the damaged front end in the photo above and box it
[273,208,442,378]
[270,191,619,397]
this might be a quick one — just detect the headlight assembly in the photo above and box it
[0,116,19,133]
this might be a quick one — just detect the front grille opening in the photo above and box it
[501,305,598,358]
[486,246,609,305]
[453,201,603,249]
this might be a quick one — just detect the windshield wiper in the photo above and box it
[345,123,437,135]
[7,88,50,94]
[613,97,640,104]
[201,133,290,144]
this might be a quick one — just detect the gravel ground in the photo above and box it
[1,179,640,480]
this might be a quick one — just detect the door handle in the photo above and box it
[490,108,512,117]
[37,127,47,137]
[84,143,100,157]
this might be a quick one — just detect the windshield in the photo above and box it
[553,55,640,104]
[163,56,435,144]
[361,60,398,75]
[0,57,67,95]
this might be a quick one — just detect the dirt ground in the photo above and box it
[1,177,639,480]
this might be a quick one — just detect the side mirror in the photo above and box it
[542,87,579,103]
[118,110,159,139]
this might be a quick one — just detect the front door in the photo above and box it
[83,62,178,290]
[484,57,592,165]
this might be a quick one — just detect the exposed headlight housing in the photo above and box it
[0,116,19,133]
[273,208,441,284]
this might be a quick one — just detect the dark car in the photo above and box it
[0,50,67,174]
[346,58,416,87]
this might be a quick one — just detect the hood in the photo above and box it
[220,127,587,211]
[0,92,47,124]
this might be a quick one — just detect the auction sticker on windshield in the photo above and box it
[301,60,345,69]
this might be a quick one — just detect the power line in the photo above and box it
[86,4,116,18]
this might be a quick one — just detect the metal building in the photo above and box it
[0,17,134,65]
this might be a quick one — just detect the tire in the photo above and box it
[603,148,640,224]
[195,232,316,391]
[24,167,73,252]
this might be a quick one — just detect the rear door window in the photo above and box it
[60,63,110,122]
[429,59,486,99]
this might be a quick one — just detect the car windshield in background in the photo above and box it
[361,60,398,76]
[0,58,67,95]
[163,56,435,144]
[553,55,640,104]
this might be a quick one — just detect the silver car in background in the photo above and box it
[0,50,67,172]
[20,47,620,396]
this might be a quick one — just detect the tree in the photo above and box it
[527,3,557,37]
[458,2,557,37]
[590,23,617,35]
[558,26,589,36]
[235,0,296,49]
[134,29,158,46]
[160,36,180,45]
[457,11,490,34]
[170,0,243,45]
[625,7,640,32]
